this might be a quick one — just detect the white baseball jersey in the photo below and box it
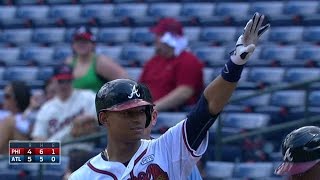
[69,120,208,180]
[32,89,96,141]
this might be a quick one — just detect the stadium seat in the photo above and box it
[1,29,32,45]
[96,45,122,61]
[181,3,214,18]
[114,3,148,18]
[0,47,21,65]
[153,112,187,132]
[284,68,320,83]
[231,90,270,106]
[46,0,74,4]
[183,27,200,43]
[148,3,181,18]
[20,47,54,65]
[215,3,249,18]
[309,91,320,107]
[221,113,270,130]
[125,67,142,81]
[53,45,72,61]
[82,4,114,19]
[270,90,306,107]
[130,27,155,44]
[233,162,273,178]
[121,44,154,66]
[303,26,320,43]
[260,45,296,64]
[49,5,82,20]
[248,67,285,84]
[97,28,130,44]
[284,1,319,16]
[79,0,105,3]
[1,6,23,27]
[296,45,320,63]
[249,2,284,18]
[203,68,216,86]
[16,6,49,21]
[37,67,54,81]
[0,6,16,22]
[15,0,41,5]
[32,28,65,44]
[3,67,38,81]
[269,27,303,44]
[193,46,226,66]
[200,27,236,44]
[205,144,242,162]
[205,161,234,178]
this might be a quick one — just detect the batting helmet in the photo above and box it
[275,126,320,175]
[95,79,154,127]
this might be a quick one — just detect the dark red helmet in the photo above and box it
[275,126,320,175]
[95,79,154,127]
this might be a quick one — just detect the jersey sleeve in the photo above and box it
[31,104,50,139]
[154,119,208,179]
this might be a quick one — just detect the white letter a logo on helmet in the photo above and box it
[128,85,140,99]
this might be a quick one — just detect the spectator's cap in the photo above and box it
[53,65,73,80]
[73,26,96,42]
[150,18,183,36]
[275,126,320,175]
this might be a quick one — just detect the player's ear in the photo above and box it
[98,111,108,125]
[151,109,158,126]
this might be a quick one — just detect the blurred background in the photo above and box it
[0,0,320,179]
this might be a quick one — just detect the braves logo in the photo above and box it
[128,164,169,180]
[284,148,293,162]
[128,85,140,99]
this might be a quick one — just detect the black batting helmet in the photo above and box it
[275,126,320,175]
[95,79,154,127]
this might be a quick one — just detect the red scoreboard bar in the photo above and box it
[9,141,61,164]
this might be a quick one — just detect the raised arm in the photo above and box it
[186,13,270,149]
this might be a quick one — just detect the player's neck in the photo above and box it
[106,140,141,163]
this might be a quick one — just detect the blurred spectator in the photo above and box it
[24,79,58,134]
[65,26,128,92]
[0,81,31,154]
[31,65,98,154]
[139,18,204,112]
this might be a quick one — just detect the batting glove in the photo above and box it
[231,12,270,65]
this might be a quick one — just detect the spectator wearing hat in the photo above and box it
[65,26,128,92]
[31,65,98,154]
[139,18,204,111]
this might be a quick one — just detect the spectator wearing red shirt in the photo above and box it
[139,18,204,111]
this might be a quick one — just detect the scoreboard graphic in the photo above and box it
[9,141,61,164]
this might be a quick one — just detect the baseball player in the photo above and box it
[140,83,203,180]
[275,126,320,180]
[69,12,270,179]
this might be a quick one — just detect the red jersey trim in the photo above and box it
[134,148,148,165]
[182,121,201,157]
[87,161,118,180]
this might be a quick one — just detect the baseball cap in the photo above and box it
[275,126,320,176]
[73,26,96,42]
[150,18,183,36]
[53,64,73,80]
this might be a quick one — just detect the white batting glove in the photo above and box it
[231,12,270,65]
